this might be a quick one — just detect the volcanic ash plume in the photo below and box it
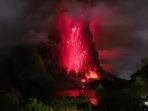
[57,8,102,83]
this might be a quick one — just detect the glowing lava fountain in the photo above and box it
[58,13,101,82]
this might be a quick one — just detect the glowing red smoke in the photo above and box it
[58,13,101,82]
[58,13,87,73]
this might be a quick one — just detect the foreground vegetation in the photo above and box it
[0,70,148,111]
[0,59,148,111]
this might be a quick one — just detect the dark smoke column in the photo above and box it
[82,21,103,76]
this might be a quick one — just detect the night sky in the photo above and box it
[0,0,148,80]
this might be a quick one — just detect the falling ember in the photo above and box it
[58,12,101,82]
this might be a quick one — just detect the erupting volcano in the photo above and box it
[58,12,101,82]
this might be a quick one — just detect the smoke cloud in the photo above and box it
[0,0,25,56]
[58,0,148,79]
[95,0,148,79]
[1,0,148,80]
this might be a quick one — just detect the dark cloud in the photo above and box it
[94,0,148,79]
[0,0,25,56]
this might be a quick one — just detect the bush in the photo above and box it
[21,98,54,111]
